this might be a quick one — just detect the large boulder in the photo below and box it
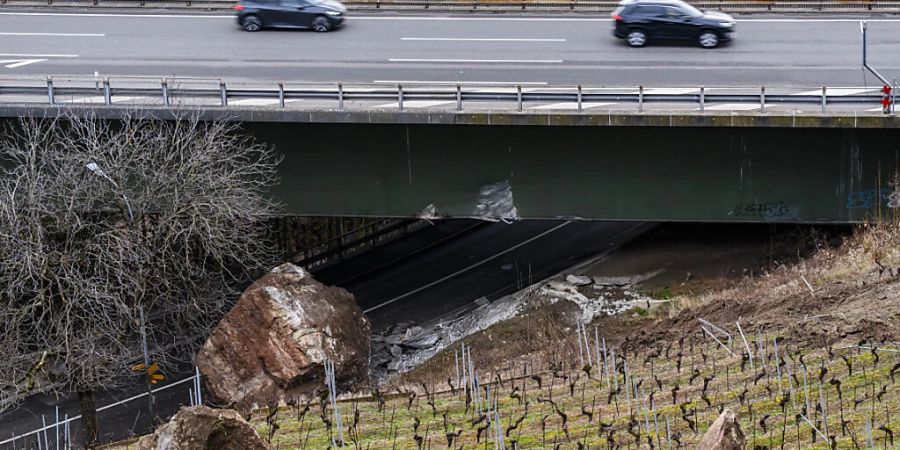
[136,406,272,450]
[698,408,746,450]
[196,263,370,410]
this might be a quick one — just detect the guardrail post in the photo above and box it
[577,85,583,112]
[456,84,462,111]
[398,84,404,110]
[638,85,644,112]
[821,86,826,113]
[46,76,54,105]
[103,78,111,105]
[338,83,344,110]
[219,81,228,107]
[161,79,170,106]
[516,85,523,111]
[278,82,285,108]
[760,86,766,112]
[699,85,705,112]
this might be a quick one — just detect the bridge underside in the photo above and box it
[251,122,898,222]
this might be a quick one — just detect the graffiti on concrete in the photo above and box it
[731,201,790,219]
[845,188,900,209]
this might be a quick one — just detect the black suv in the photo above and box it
[612,0,735,48]
[234,0,346,32]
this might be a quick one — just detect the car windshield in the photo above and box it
[679,2,704,17]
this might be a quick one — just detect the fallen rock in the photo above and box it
[566,275,593,286]
[196,263,370,410]
[136,406,272,450]
[698,408,745,450]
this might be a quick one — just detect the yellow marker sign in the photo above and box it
[131,362,165,385]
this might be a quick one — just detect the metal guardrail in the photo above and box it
[0,77,896,115]
[1,0,900,9]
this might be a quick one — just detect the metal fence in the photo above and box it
[0,76,896,115]
[0,370,202,450]
[2,0,900,10]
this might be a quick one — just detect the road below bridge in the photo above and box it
[1,10,899,86]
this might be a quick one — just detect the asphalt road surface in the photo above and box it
[0,219,648,448]
[1,10,900,86]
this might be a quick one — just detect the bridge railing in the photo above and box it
[0,76,895,115]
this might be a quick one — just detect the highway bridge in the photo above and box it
[1,11,899,223]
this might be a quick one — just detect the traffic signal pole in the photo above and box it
[861,21,896,116]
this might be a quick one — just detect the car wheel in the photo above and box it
[699,31,719,48]
[242,15,262,32]
[312,16,332,32]
[626,30,647,47]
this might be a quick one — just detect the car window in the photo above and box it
[678,2,704,17]
[632,5,665,16]
[280,0,308,6]
[662,6,687,18]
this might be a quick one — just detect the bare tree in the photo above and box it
[0,113,281,448]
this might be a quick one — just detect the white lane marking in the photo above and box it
[0,32,105,36]
[0,53,78,58]
[3,12,900,22]
[530,102,615,110]
[401,37,567,42]
[0,58,46,68]
[389,58,563,64]
[374,80,548,85]
[737,18,900,22]
[364,221,572,313]
[361,16,900,22]
[375,100,455,108]
[0,12,233,18]
[792,88,876,96]
[701,103,764,111]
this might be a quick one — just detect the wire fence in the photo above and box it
[0,370,202,450]
[0,76,897,115]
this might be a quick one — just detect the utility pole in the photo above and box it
[861,21,896,116]
[138,306,157,424]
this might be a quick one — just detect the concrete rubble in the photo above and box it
[196,263,370,411]
[371,272,657,377]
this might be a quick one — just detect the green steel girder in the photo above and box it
[251,122,900,222]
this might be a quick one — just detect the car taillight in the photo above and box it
[232,3,245,10]
[612,14,623,20]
